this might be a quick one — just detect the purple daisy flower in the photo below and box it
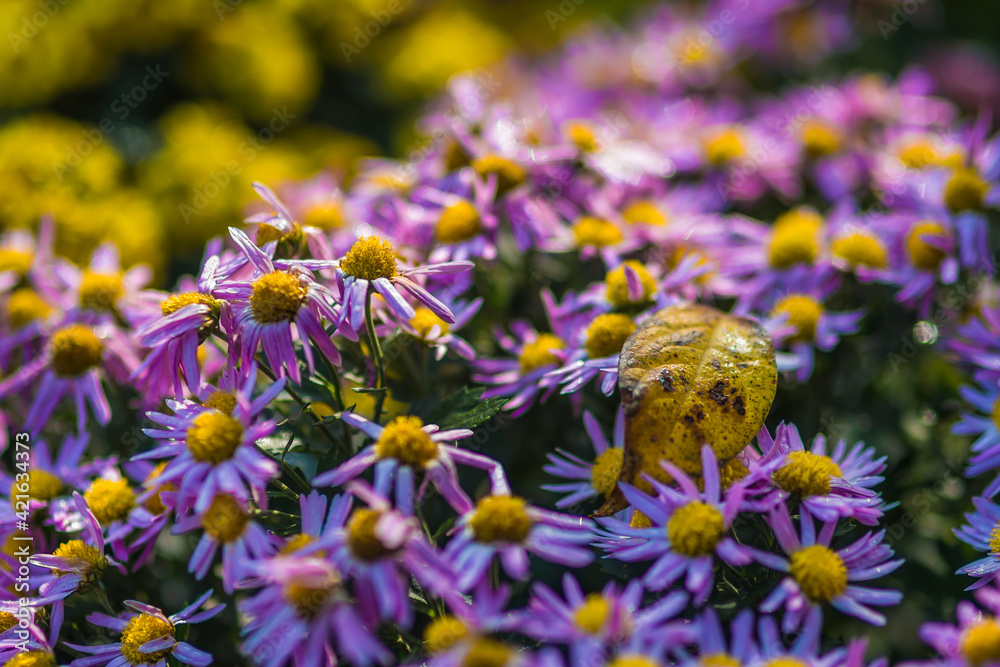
[414,581,522,665]
[65,589,224,667]
[672,608,757,667]
[311,412,500,514]
[396,296,482,361]
[953,383,1000,496]
[245,181,337,260]
[883,212,960,318]
[950,306,1000,389]
[0,593,61,667]
[0,432,96,521]
[542,408,625,509]
[752,504,903,631]
[443,493,594,591]
[594,445,754,605]
[904,577,1000,667]
[954,496,1000,590]
[334,234,472,332]
[137,367,283,514]
[756,423,890,526]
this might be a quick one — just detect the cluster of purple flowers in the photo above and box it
[3,1,1000,665]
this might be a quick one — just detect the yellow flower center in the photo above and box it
[800,120,842,158]
[906,221,948,271]
[462,638,513,667]
[897,140,961,170]
[256,222,302,247]
[719,457,749,489]
[471,154,526,195]
[79,271,124,312]
[963,620,1000,666]
[768,209,824,269]
[565,120,600,153]
[591,448,625,498]
[250,271,307,324]
[143,462,176,516]
[445,141,471,172]
[0,248,32,275]
[161,292,220,317]
[765,659,808,667]
[772,451,842,496]
[605,261,657,309]
[201,390,237,415]
[772,294,824,343]
[585,313,636,358]
[789,544,848,603]
[700,653,741,667]
[120,613,175,664]
[11,469,63,506]
[944,167,989,213]
[518,333,565,374]
[992,396,1000,433]
[84,478,135,525]
[51,540,105,574]
[281,533,316,554]
[0,611,16,633]
[623,200,668,226]
[611,657,661,667]
[50,325,104,377]
[469,496,533,544]
[283,573,340,619]
[424,615,468,653]
[629,510,652,529]
[347,508,399,562]
[374,415,439,468]
[304,203,345,230]
[7,288,51,329]
[411,307,450,339]
[703,128,745,165]
[202,494,249,543]
[436,201,482,244]
[830,233,887,269]
[572,217,623,248]
[341,237,398,281]
[6,652,55,667]
[574,594,618,635]
[186,411,244,464]
[667,501,726,557]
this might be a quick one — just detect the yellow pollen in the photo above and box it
[565,120,600,153]
[623,200,668,226]
[799,120,841,158]
[52,540,105,574]
[518,333,565,374]
[629,510,652,529]
[572,217,623,248]
[424,615,468,654]
[161,292,220,317]
[250,272,307,324]
[186,411,244,464]
[992,396,1000,433]
[470,496,533,544]
[7,288,51,329]
[765,659,808,667]
[611,657,661,667]
[768,208,824,269]
[963,619,1000,666]
[667,501,726,557]
[772,294,824,343]
[411,308,450,339]
[120,613,174,664]
[50,325,104,377]
[283,574,340,619]
[79,271,124,312]
[462,638,513,667]
[585,313,636,358]
[347,508,398,562]
[374,415,439,468]
[719,457,749,489]
[897,140,960,170]
[203,494,249,543]
[445,141,470,172]
[304,203,345,230]
[371,171,412,193]
[143,462,175,516]
[12,469,63,505]
[830,233,887,269]
[591,448,625,498]
[906,221,948,271]
[0,611,16,633]
[944,167,989,213]
[281,533,316,554]
[436,201,482,244]
[703,128,745,166]
[773,451,842,496]
[5,651,56,667]
[256,222,302,247]
[202,390,237,415]
[84,478,135,525]
[574,594,612,635]
[471,154,526,195]
[789,544,848,603]
[700,653,741,667]
[605,261,656,309]
[0,248,32,275]
[341,237,398,281]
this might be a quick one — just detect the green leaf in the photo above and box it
[428,387,508,430]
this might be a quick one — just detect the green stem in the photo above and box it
[364,292,387,425]
[252,353,340,450]
[94,585,115,615]
[322,355,352,450]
